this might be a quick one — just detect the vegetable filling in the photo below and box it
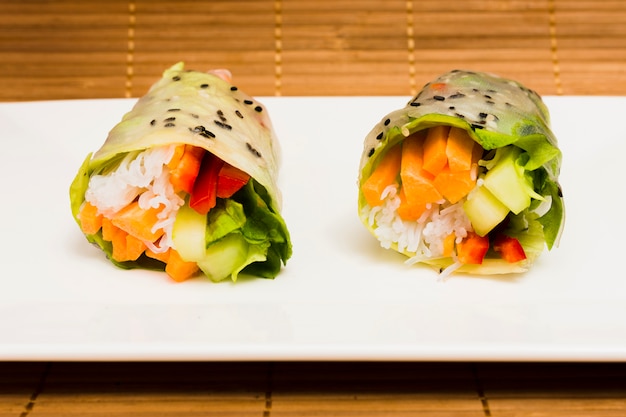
[77,144,274,282]
[361,125,544,270]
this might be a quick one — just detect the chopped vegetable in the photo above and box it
[145,248,170,264]
[493,235,527,263]
[78,202,102,235]
[217,163,251,198]
[106,220,129,262]
[397,187,427,221]
[168,145,205,193]
[125,234,147,261]
[442,233,455,257]
[456,232,489,264]
[445,127,476,171]
[190,152,224,215]
[165,249,200,282]
[432,165,475,204]
[361,143,402,207]
[110,201,164,242]
[400,132,442,210]
[422,125,449,176]
[463,185,510,236]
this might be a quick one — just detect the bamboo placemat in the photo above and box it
[2,362,626,416]
[1,0,625,101]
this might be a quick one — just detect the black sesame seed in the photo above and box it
[150,119,156,126]
[367,148,375,157]
[471,123,484,130]
[383,118,390,126]
[214,120,232,130]
[243,99,254,105]
[164,122,175,128]
[192,125,216,138]
[164,116,176,122]
[167,108,181,112]
[410,102,421,107]
[478,112,488,119]
[235,110,244,119]
[230,86,238,91]
[376,132,384,140]
[254,105,263,112]
[246,142,262,157]
[433,95,445,101]
[449,106,455,110]
[455,113,466,119]
[485,100,495,105]
[449,93,466,99]
[484,94,492,99]
[200,83,209,89]
[172,76,181,81]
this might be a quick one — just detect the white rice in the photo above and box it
[85,145,185,253]
[363,183,473,265]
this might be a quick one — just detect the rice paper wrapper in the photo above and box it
[70,62,291,281]
[358,70,564,275]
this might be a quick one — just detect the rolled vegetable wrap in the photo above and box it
[358,70,564,275]
[70,62,292,282]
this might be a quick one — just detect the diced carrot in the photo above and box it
[145,248,171,264]
[125,234,147,261]
[165,250,200,282]
[446,127,476,171]
[456,232,489,265]
[400,133,442,209]
[361,143,402,207]
[169,145,205,194]
[422,126,449,176]
[433,165,476,204]
[396,187,427,221]
[79,202,103,235]
[100,217,117,242]
[166,144,186,170]
[442,233,456,257]
[110,201,164,242]
[105,222,129,262]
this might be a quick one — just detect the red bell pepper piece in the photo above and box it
[216,163,250,198]
[456,232,489,264]
[493,235,527,263]
[189,152,224,215]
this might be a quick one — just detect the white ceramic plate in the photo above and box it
[0,96,625,361]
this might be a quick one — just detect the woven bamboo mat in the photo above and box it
[2,362,626,416]
[1,0,626,101]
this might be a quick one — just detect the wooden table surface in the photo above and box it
[2,0,626,415]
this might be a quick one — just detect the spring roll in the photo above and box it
[70,62,292,282]
[358,70,564,275]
